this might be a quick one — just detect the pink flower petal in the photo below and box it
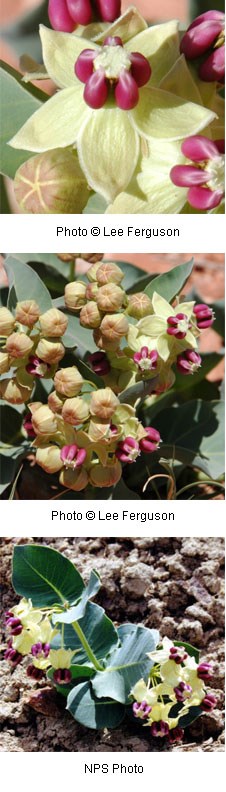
[170,165,209,187]
[188,186,223,210]
[181,135,220,162]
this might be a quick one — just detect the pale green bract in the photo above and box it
[9,16,217,204]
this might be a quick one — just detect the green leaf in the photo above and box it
[63,315,97,357]
[170,701,202,728]
[145,259,194,302]
[0,405,23,445]
[52,601,118,663]
[12,544,85,607]
[111,478,141,500]
[92,626,159,704]
[14,253,70,278]
[0,453,24,495]
[67,681,125,729]
[0,62,46,178]
[52,570,101,624]
[157,400,225,479]
[4,256,52,313]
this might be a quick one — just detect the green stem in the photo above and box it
[72,620,104,671]
[69,259,76,282]
[175,479,225,498]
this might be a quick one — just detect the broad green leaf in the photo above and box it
[170,702,202,728]
[131,87,216,141]
[0,63,45,178]
[4,256,52,313]
[0,453,24,495]
[63,316,96,357]
[78,108,139,202]
[111,478,141,500]
[67,681,125,729]
[157,400,225,479]
[0,405,23,445]
[12,544,85,607]
[92,626,159,704]
[52,601,118,663]
[174,353,223,392]
[14,253,71,278]
[10,84,88,153]
[145,259,194,302]
[52,570,101,624]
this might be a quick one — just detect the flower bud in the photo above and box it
[62,397,89,425]
[87,262,103,282]
[48,391,64,413]
[151,721,169,738]
[32,405,58,435]
[90,387,119,420]
[100,313,129,341]
[36,445,62,473]
[54,366,83,397]
[15,300,40,327]
[96,262,124,285]
[96,284,126,312]
[89,459,122,488]
[0,351,10,374]
[0,307,15,336]
[35,339,65,364]
[5,332,34,359]
[65,281,87,311]
[127,292,152,319]
[93,329,120,352]
[0,378,32,404]
[14,148,90,214]
[139,427,161,453]
[39,308,68,337]
[85,283,99,301]
[80,301,102,328]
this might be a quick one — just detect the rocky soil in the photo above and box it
[0,536,224,752]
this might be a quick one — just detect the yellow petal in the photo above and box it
[77,108,139,202]
[126,20,180,86]
[40,25,99,89]
[131,87,216,141]
[9,86,89,152]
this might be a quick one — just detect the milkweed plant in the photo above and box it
[3,544,217,740]
[0,255,224,499]
[0,2,225,214]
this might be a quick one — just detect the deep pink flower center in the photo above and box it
[60,444,86,468]
[74,37,151,110]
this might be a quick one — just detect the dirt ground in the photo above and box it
[0,536,224,752]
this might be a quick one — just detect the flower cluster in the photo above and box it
[65,261,214,396]
[180,10,225,83]
[29,379,160,490]
[131,636,217,742]
[0,303,67,404]
[4,597,74,683]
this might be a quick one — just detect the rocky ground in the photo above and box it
[0,536,224,752]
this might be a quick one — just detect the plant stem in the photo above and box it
[72,620,104,671]
[175,479,225,498]
[69,259,76,282]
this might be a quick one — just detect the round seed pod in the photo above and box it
[14,149,90,214]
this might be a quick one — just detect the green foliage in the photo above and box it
[12,544,85,607]
[4,256,52,313]
[0,63,46,179]
[145,259,194,302]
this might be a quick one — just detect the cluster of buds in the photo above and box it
[4,597,74,683]
[180,10,225,83]
[75,36,151,110]
[131,636,216,744]
[170,135,225,211]
[0,303,67,405]
[29,378,161,490]
[48,0,121,32]
[65,263,214,397]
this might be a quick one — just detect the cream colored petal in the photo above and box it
[94,6,147,44]
[9,86,89,152]
[152,292,173,319]
[106,140,188,214]
[156,333,172,362]
[77,108,139,202]
[126,20,180,86]
[131,87,216,141]
[137,316,166,336]
[159,55,203,104]
[40,25,99,88]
